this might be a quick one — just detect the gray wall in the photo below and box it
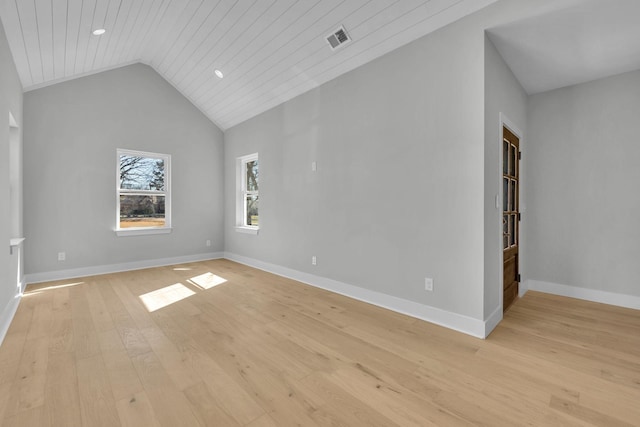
[223,1,551,323]
[225,11,488,320]
[23,64,225,275]
[14,0,623,335]
[483,35,527,318]
[527,70,640,297]
[0,19,24,326]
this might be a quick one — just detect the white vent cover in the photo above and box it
[326,26,351,50]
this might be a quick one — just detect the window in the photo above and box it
[117,149,171,236]
[236,153,259,233]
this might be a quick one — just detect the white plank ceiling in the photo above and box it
[0,0,496,129]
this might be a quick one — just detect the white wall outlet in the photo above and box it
[206,239,211,247]
[312,256,317,266]
[425,277,433,291]
[58,252,66,261]
[312,161,317,172]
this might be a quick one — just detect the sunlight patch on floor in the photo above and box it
[24,281,85,296]
[187,272,227,290]
[139,283,196,312]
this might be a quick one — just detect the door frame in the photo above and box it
[498,113,524,312]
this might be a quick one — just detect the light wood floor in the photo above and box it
[0,259,639,426]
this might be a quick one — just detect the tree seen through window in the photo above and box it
[118,151,169,229]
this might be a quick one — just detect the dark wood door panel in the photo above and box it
[503,126,520,312]
[504,281,518,312]
[503,255,517,290]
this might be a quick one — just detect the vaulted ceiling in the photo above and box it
[0,0,496,129]
[487,0,640,95]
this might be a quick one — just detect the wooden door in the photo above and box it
[503,127,520,312]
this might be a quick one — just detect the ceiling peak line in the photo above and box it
[189,0,346,105]
[174,0,290,97]
[180,0,328,103]
[159,0,227,77]
[154,0,208,69]
[4,0,509,129]
[165,0,264,83]
[201,0,439,115]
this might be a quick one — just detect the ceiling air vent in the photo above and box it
[326,26,351,50]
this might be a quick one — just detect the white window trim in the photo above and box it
[116,148,172,237]
[235,152,259,234]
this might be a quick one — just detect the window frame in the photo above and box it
[116,148,172,237]
[235,152,259,234]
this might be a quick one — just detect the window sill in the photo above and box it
[10,237,25,247]
[116,227,172,237]
[10,237,25,255]
[235,226,259,235]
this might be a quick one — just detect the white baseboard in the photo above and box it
[526,280,640,310]
[224,252,489,339]
[25,252,225,284]
[484,305,503,337]
[0,293,21,345]
[22,251,504,338]
[519,280,529,297]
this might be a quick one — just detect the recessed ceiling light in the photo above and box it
[92,28,106,36]
[214,69,224,79]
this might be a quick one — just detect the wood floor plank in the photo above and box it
[43,352,82,427]
[76,355,121,427]
[4,336,49,417]
[115,391,161,427]
[472,340,640,424]
[549,395,636,427]
[111,280,158,330]
[299,371,401,427]
[0,381,13,422]
[69,285,100,360]
[245,413,279,427]
[129,349,175,391]
[1,261,639,426]
[0,333,26,385]
[491,324,640,391]
[139,325,202,391]
[85,281,115,332]
[326,365,469,427]
[2,405,50,427]
[144,386,202,427]
[97,329,144,401]
[177,345,265,425]
[3,299,33,337]
[44,381,83,427]
[24,293,53,341]
[183,381,242,427]
[47,305,73,355]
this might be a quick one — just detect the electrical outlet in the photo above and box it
[424,277,433,292]
[58,252,66,261]
[312,256,317,266]
[206,240,211,247]
[312,161,317,172]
